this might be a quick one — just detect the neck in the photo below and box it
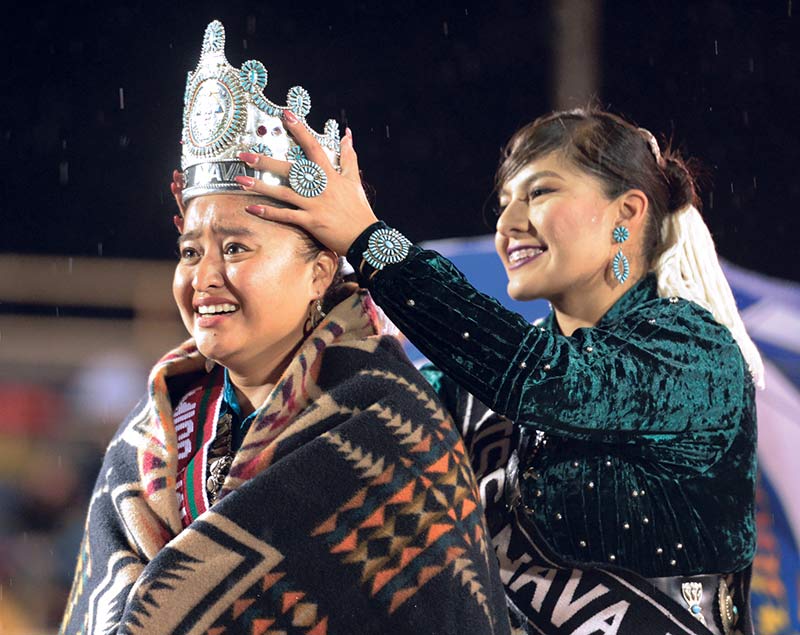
[550,273,643,336]
[222,334,305,417]
[226,370,276,417]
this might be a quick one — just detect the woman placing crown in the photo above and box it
[60,22,511,635]
[230,107,762,634]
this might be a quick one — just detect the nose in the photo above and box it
[495,198,532,237]
[192,253,225,292]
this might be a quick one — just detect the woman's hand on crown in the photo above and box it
[234,110,378,254]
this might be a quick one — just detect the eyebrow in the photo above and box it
[177,224,257,245]
[500,170,565,197]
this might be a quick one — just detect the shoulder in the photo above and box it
[609,295,749,385]
[318,334,443,401]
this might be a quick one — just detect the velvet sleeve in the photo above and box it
[350,234,750,456]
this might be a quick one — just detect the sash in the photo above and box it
[173,367,225,526]
[481,461,752,635]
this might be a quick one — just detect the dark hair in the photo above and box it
[496,108,699,267]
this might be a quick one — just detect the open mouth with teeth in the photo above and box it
[196,303,239,315]
[508,246,547,269]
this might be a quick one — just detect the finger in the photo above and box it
[172,169,185,188]
[282,109,331,167]
[244,202,312,227]
[173,215,184,233]
[340,128,361,182]
[233,175,307,208]
[238,152,291,178]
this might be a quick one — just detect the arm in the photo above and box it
[351,231,749,448]
[203,116,748,448]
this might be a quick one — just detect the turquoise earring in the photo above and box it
[612,226,630,284]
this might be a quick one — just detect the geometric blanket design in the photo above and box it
[60,291,511,634]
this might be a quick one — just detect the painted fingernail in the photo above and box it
[238,151,258,164]
[282,109,299,124]
[346,127,353,139]
[245,204,263,214]
[234,175,256,187]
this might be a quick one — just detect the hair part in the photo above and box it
[496,108,699,268]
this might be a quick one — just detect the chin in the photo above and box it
[506,280,542,302]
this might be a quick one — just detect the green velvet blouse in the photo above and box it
[348,225,757,579]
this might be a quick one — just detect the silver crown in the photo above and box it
[180,20,340,203]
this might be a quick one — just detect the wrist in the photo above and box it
[347,221,413,284]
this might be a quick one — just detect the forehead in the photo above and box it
[183,195,255,226]
[500,153,569,193]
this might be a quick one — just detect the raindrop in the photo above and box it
[648,56,654,67]
[98,242,103,256]
[465,8,469,15]
[243,39,248,50]
[714,40,718,55]
[753,176,758,190]
[119,87,125,110]
[748,58,754,73]
[62,139,68,150]
[59,161,69,185]
[68,257,73,273]
[730,182,735,194]
[56,307,60,317]
[119,135,130,148]
[58,454,63,467]
[709,191,714,209]
[743,110,749,125]
[386,125,390,139]
[789,0,793,17]
[443,21,449,36]
[247,15,257,34]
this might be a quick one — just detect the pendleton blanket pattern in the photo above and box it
[60,291,511,635]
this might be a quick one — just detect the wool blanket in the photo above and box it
[431,374,753,635]
[60,291,511,635]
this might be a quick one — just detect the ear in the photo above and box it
[311,250,338,297]
[616,189,648,231]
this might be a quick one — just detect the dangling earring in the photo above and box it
[311,298,326,328]
[612,226,630,284]
[304,298,326,336]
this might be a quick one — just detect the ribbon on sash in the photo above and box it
[173,366,225,527]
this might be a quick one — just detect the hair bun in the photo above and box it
[661,154,697,213]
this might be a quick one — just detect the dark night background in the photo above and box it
[2,0,798,281]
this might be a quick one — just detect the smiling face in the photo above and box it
[173,195,324,378]
[495,152,623,306]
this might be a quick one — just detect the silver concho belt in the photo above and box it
[647,573,742,635]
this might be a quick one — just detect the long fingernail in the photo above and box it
[346,127,353,140]
[245,204,263,215]
[234,175,256,187]
[283,109,299,124]
[238,151,258,164]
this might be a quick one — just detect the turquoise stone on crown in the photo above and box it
[180,20,340,202]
